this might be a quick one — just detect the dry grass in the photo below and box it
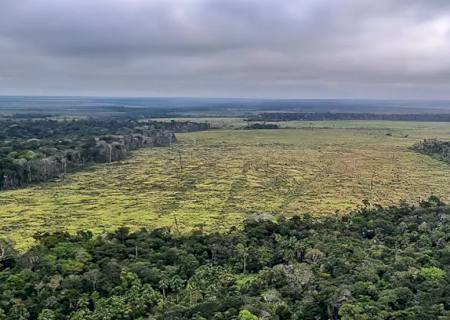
[2,121,450,249]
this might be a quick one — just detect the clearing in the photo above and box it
[2,121,450,248]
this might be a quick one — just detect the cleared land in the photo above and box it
[2,121,450,248]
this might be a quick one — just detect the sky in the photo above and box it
[1,0,450,99]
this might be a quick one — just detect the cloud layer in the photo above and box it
[1,0,450,98]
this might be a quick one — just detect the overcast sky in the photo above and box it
[1,0,450,99]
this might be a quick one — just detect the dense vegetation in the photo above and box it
[243,122,280,130]
[251,112,450,122]
[0,119,209,190]
[412,139,450,163]
[0,197,449,319]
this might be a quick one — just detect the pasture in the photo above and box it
[2,121,450,248]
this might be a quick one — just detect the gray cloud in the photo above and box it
[0,0,450,98]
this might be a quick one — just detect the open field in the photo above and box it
[2,121,450,249]
[153,117,450,134]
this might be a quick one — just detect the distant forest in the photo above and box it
[251,113,450,122]
[243,123,280,130]
[0,119,209,190]
[0,197,449,319]
[3,97,450,118]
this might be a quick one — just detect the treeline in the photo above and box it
[243,122,280,130]
[0,119,209,190]
[0,197,449,319]
[411,139,450,163]
[250,112,450,122]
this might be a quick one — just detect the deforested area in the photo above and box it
[0,118,209,190]
[3,0,450,318]
[2,121,450,249]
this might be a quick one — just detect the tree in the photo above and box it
[420,267,446,281]
[338,303,369,320]
[238,309,259,320]
[38,309,57,320]
[236,244,249,274]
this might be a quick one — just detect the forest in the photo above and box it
[1,116,450,319]
[243,123,280,130]
[412,139,450,163]
[0,119,209,190]
[251,112,450,122]
[0,197,449,319]
[3,0,450,318]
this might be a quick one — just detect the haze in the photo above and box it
[1,0,450,99]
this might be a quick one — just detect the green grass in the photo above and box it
[2,121,450,249]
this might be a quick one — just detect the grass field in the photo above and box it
[2,121,450,249]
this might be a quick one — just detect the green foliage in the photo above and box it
[0,200,449,319]
[238,309,259,320]
[420,267,446,281]
[338,303,369,320]
[0,118,207,190]
[37,309,57,320]
[412,139,450,164]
